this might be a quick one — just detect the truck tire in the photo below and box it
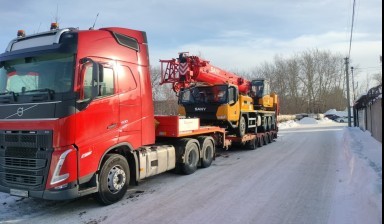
[258,135,264,147]
[236,116,246,137]
[175,139,200,175]
[267,133,272,143]
[263,134,269,144]
[95,154,130,205]
[197,136,214,168]
[246,138,257,150]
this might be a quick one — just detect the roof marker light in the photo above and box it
[50,22,59,30]
[17,30,25,38]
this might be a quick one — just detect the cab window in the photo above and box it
[100,67,114,96]
[83,65,115,99]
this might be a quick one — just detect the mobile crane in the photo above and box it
[160,53,279,139]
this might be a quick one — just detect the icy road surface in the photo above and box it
[0,119,382,224]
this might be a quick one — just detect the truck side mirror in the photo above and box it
[80,57,100,99]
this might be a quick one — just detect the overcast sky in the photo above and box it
[0,0,382,81]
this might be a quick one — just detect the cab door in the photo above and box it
[75,60,120,178]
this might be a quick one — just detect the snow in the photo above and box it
[329,126,382,224]
[0,118,382,223]
[278,117,335,129]
[279,118,382,223]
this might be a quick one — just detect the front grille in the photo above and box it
[5,157,37,168]
[3,157,47,169]
[5,147,38,158]
[0,130,52,148]
[21,135,36,143]
[0,130,53,190]
[5,135,18,143]
[5,173,43,186]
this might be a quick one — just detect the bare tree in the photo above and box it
[150,66,178,115]
[372,72,382,86]
[251,49,346,114]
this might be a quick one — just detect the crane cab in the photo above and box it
[251,79,277,111]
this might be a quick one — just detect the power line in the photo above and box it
[348,0,357,58]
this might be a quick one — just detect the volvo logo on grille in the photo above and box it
[17,107,24,117]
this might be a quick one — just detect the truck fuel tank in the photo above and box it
[138,145,176,179]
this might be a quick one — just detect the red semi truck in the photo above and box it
[0,24,276,205]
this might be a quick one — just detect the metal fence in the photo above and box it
[354,84,382,143]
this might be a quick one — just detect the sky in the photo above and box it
[0,0,382,84]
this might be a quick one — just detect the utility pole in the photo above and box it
[345,57,352,127]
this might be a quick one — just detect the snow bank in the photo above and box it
[297,117,318,124]
[335,127,383,223]
[278,117,335,129]
[277,120,300,129]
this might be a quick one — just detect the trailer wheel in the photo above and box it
[263,134,269,144]
[266,133,271,143]
[246,138,257,150]
[237,116,246,137]
[95,154,130,205]
[176,139,200,175]
[198,136,214,168]
[258,135,264,147]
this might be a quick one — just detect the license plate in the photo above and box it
[10,189,29,197]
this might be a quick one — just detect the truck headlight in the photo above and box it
[50,149,73,185]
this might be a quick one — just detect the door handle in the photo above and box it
[107,123,117,130]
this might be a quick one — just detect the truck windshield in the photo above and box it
[251,80,264,98]
[180,85,228,104]
[0,53,74,94]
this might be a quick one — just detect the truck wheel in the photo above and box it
[263,134,269,144]
[176,139,200,175]
[246,138,257,150]
[258,136,264,147]
[95,154,130,205]
[267,133,272,143]
[236,116,246,137]
[197,136,214,168]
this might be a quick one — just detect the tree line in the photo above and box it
[245,49,347,114]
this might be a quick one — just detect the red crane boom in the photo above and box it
[160,53,251,94]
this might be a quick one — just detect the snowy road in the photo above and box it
[0,120,381,224]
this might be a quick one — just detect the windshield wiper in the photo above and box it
[22,88,55,100]
[0,91,18,102]
[23,88,55,94]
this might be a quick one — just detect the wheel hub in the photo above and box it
[107,165,126,193]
